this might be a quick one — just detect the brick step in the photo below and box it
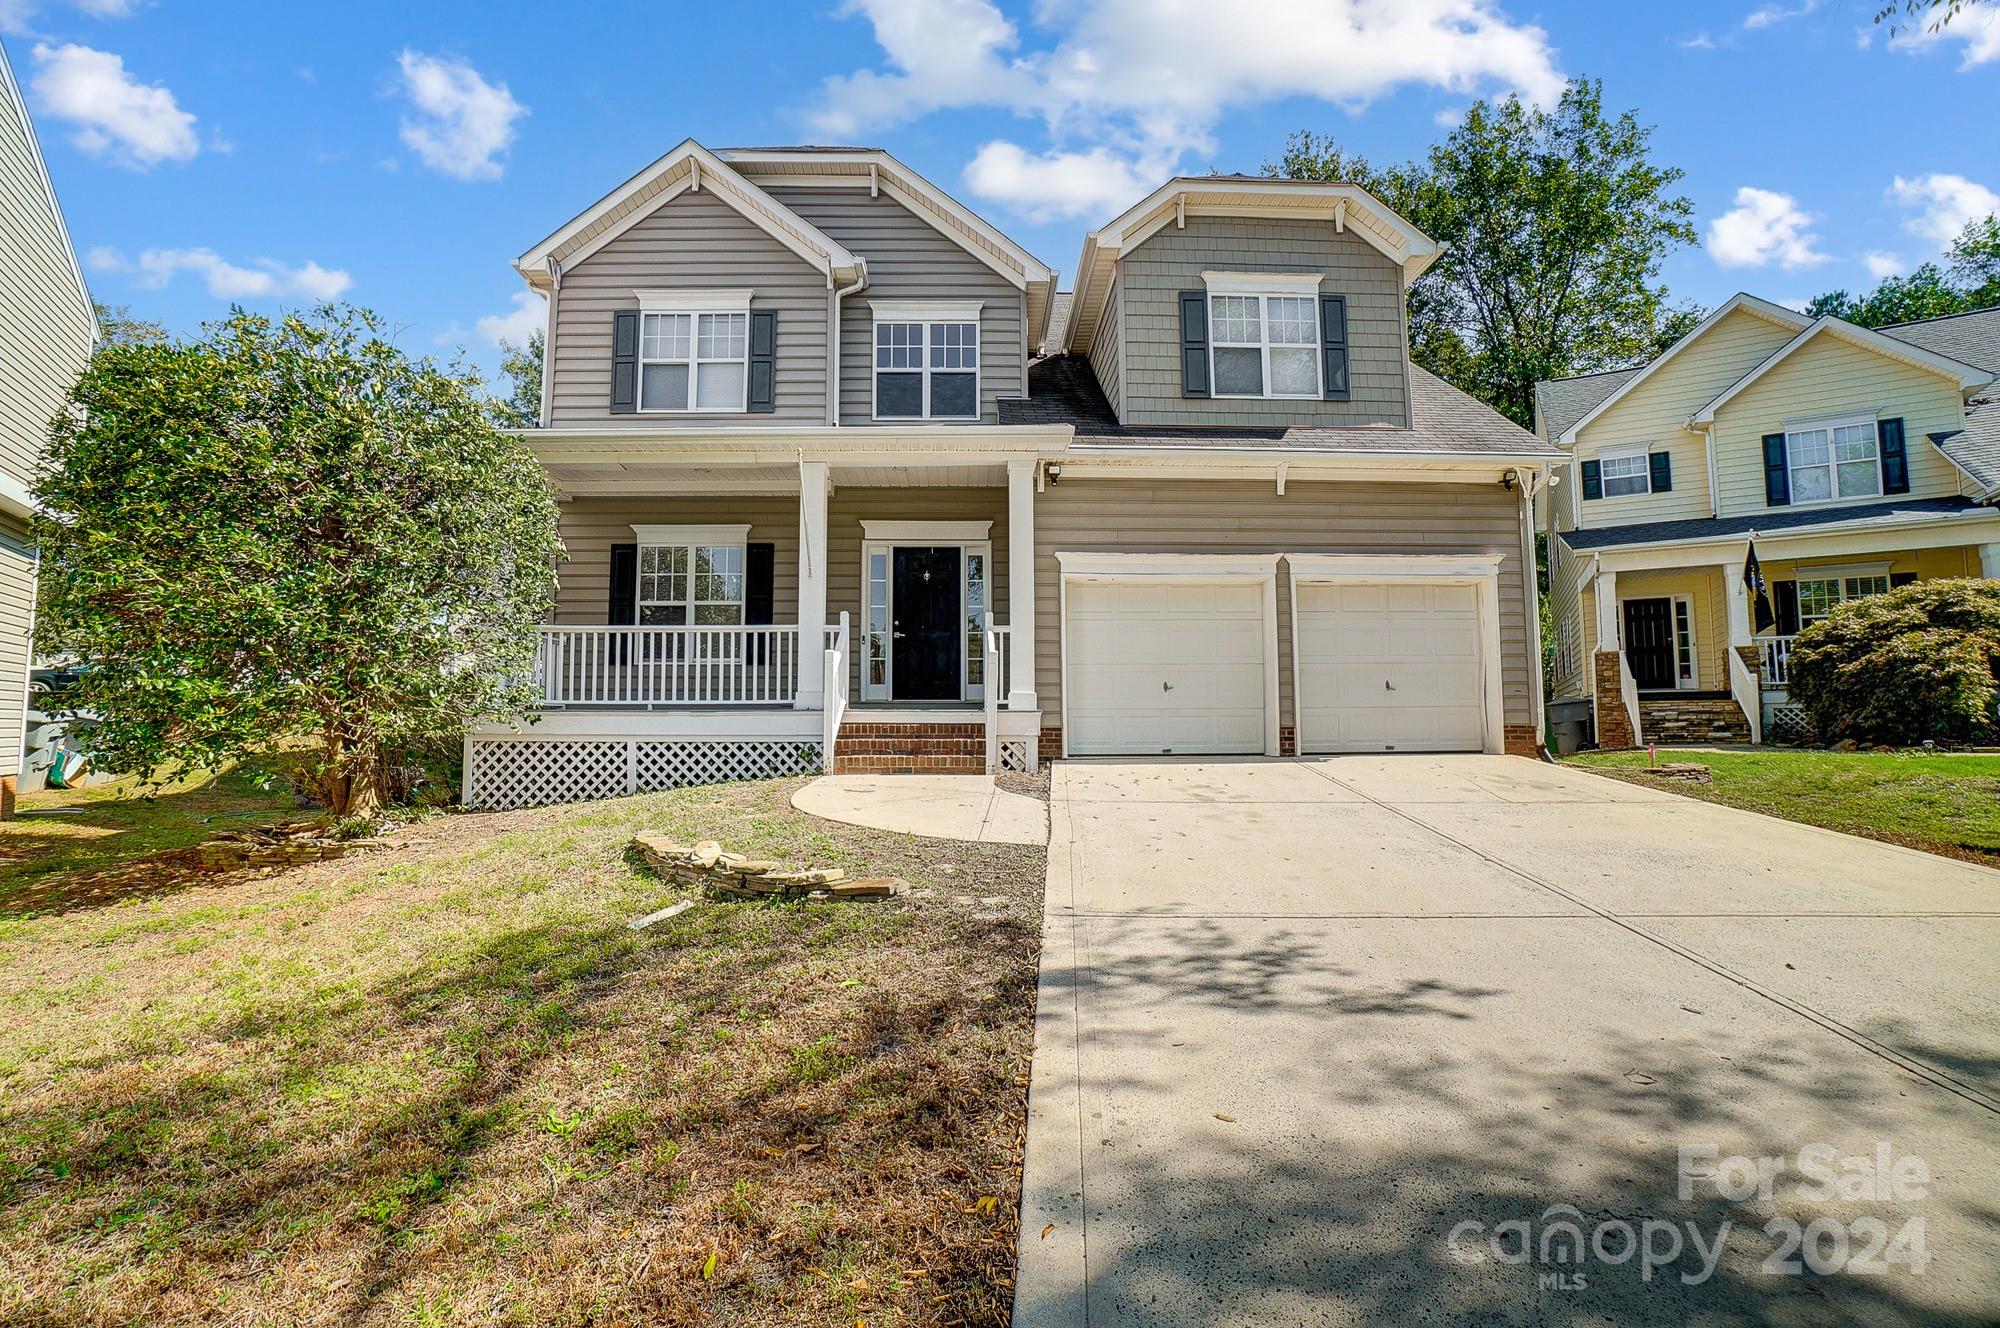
[833,720,987,775]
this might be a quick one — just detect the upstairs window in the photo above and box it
[872,301,981,420]
[1786,418,1880,503]
[1599,450,1651,498]
[640,311,747,412]
[1209,292,1321,399]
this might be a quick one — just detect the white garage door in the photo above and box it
[1295,582,1485,753]
[1065,580,1267,755]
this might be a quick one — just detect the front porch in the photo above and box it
[465,441,1051,809]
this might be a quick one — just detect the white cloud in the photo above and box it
[474,291,545,347]
[28,42,197,168]
[1889,172,2000,248]
[1863,250,1904,280]
[0,0,140,34]
[394,50,526,181]
[962,141,1162,222]
[91,246,352,300]
[1743,0,1817,31]
[1887,2,2000,68]
[1432,106,1466,127]
[1854,26,1875,49]
[1680,32,1718,49]
[808,0,1564,217]
[1707,187,1830,269]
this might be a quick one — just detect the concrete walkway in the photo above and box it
[1015,755,2000,1326]
[790,773,1046,845]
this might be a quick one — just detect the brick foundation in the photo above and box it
[1039,727,1062,761]
[1592,650,1637,749]
[834,721,985,774]
[1503,724,1539,757]
[1279,725,1297,757]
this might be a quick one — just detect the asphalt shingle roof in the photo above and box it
[1532,367,1639,441]
[998,355,1558,456]
[1929,397,2000,496]
[1878,305,2000,374]
[1040,291,1072,356]
[1558,495,1990,551]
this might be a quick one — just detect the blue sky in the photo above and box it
[4,0,1996,384]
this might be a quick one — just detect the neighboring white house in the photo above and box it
[0,38,96,812]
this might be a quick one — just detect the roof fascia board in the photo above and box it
[1555,293,1811,445]
[1926,434,2000,500]
[1571,505,2000,561]
[1690,318,1995,424]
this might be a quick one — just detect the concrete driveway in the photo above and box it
[1014,756,2000,1327]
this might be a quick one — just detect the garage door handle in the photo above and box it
[1162,682,1174,691]
[1385,680,1396,691]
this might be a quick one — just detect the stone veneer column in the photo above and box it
[1593,650,1636,749]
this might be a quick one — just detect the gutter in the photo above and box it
[826,261,869,426]
[1557,503,2000,557]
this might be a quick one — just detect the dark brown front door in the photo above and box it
[1623,597,1676,691]
[892,546,961,700]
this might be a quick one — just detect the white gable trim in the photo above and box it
[515,140,861,288]
[0,43,94,338]
[1689,317,1995,425]
[1554,293,1811,446]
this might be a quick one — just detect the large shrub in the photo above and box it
[1786,578,2000,745]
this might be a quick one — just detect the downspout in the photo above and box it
[827,261,868,426]
[1697,422,1719,517]
[1514,465,1551,760]
[539,258,561,429]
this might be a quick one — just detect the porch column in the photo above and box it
[1980,543,2000,580]
[1724,557,1753,646]
[795,460,829,710]
[1592,568,1619,650]
[1006,459,1039,711]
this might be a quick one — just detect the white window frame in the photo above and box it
[869,299,982,422]
[629,523,750,628]
[1597,446,1652,499]
[1202,273,1323,401]
[1671,594,1697,689]
[1795,573,1892,628]
[634,289,751,415]
[857,520,994,702]
[1784,413,1883,506]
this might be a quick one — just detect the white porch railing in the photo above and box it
[538,625,810,706]
[822,613,850,773]
[1760,635,1797,687]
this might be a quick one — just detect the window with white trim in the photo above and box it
[1796,574,1890,628]
[874,318,979,420]
[637,543,745,626]
[1209,293,1320,398]
[1786,417,1880,503]
[1599,450,1651,498]
[639,311,748,412]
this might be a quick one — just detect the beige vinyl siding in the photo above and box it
[1711,332,1973,517]
[0,515,32,765]
[1762,545,1979,592]
[1609,566,1727,690]
[1115,215,1407,429]
[1573,307,1798,527]
[1089,274,1123,418]
[764,187,1026,426]
[1546,535,1587,699]
[547,188,830,428]
[1031,479,1532,733]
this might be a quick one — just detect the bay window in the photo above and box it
[1786,417,1881,503]
[871,300,981,420]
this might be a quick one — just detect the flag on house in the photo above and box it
[1744,538,1775,634]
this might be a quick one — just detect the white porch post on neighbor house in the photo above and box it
[796,459,830,710]
[1006,459,1039,711]
[1724,558,1753,646]
[1593,568,1619,650]
[1980,543,2000,580]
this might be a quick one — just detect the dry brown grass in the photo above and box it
[0,777,1046,1327]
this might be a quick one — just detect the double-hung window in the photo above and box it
[1786,417,1881,503]
[636,291,750,413]
[1599,450,1651,498]
[1202,272,1323,399]
[871,300,980,420]
[1796,574,1890,628]
[631,525,749,627]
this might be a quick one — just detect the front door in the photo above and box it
[892,546,962,700]
[1623,597,1676,691]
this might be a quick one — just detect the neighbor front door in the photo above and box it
[892,545,961,700]
[1622,597,1676,691]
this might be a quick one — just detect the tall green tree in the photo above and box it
[91,301,167,346]
[1268,79,1698,426]
[36,306,562,818]
[487,328,544,429]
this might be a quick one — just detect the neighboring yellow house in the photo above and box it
[1535,294,2000,747]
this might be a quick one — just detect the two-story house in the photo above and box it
[465,143,1560,809]
[0,41,95,812]
[1537,294,2000,747]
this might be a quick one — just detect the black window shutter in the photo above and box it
[744,541,775,663]
[1580,458,1602,501]
[608,542,638,666]
[747,310,777,413]
[1890,571,1917,589]
[610,311,640,414]
[1319,293,1350,401]
[1762,433,1790,506]
[1879,417,1909,494]
[1178,291,1210,398]
[1649,451,1672,493]
[1773,580,1799,635]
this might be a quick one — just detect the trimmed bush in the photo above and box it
[1786,578,2000,745]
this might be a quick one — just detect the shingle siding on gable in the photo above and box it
[1709,331,1972,517]
[1113,214,1406,428]
[548,188,830,427]
[1089,273,1123,419]
[764,186,1025,425]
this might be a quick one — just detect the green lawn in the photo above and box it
[0,776,1046,1327]
[1565,748,2000,862]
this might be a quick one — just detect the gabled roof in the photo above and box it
[1553,293,1809,445]
[1880,305,2000,374]
[1690,315,1993,424]
[1534,368,1639,441]
[1929,395,2000,499]
[0,41,93,335]
[514,139,863,289]
[1060,177,1443,357]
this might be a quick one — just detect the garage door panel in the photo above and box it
[1066,579,1267,756]
[1296,581,1486,754]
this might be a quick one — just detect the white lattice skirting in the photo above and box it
[466,737,824,810]
[1762,703,1812,745]
[996,738,1031,774]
